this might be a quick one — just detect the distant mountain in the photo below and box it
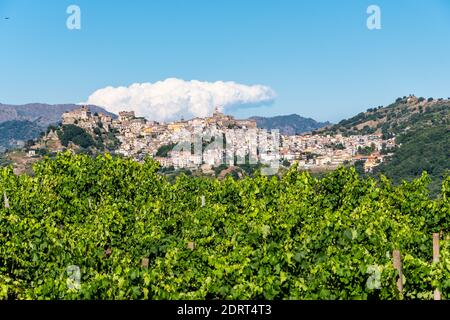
[0,103,115,151]
[249,114,330,135]
[0,103,115,127]
[0,120,42,152]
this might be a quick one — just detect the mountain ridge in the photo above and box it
[317,95,449,137]
[0,103,116,126]
[249,113,331,135]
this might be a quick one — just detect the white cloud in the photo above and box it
[84,78,276,122]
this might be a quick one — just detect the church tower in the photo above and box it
[213,106,223,117]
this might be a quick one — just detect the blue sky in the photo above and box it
[1,0,450,122]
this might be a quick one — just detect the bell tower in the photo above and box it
[213,106,223,117]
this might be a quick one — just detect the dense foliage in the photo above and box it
[155,143,176,157]
[57,125,96,149]
[374,125,450,196]
[0,152,449,300]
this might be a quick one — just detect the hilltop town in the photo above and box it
[11,105,394,176]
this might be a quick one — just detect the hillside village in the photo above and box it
[14,105,395,175]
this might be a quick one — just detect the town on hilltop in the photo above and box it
[24,105,395,175]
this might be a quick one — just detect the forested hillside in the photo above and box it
[319,96,450,195]
[319,96,449,137]
[373,126,450,195]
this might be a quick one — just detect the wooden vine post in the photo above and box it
[433,233,441,300]
[141,257,149,268]
[392,249,403,298]
[3,191,10,209]
[201,195,205,208]
[187,241,195,250]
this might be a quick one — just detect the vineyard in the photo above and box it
[0,152,449,299]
